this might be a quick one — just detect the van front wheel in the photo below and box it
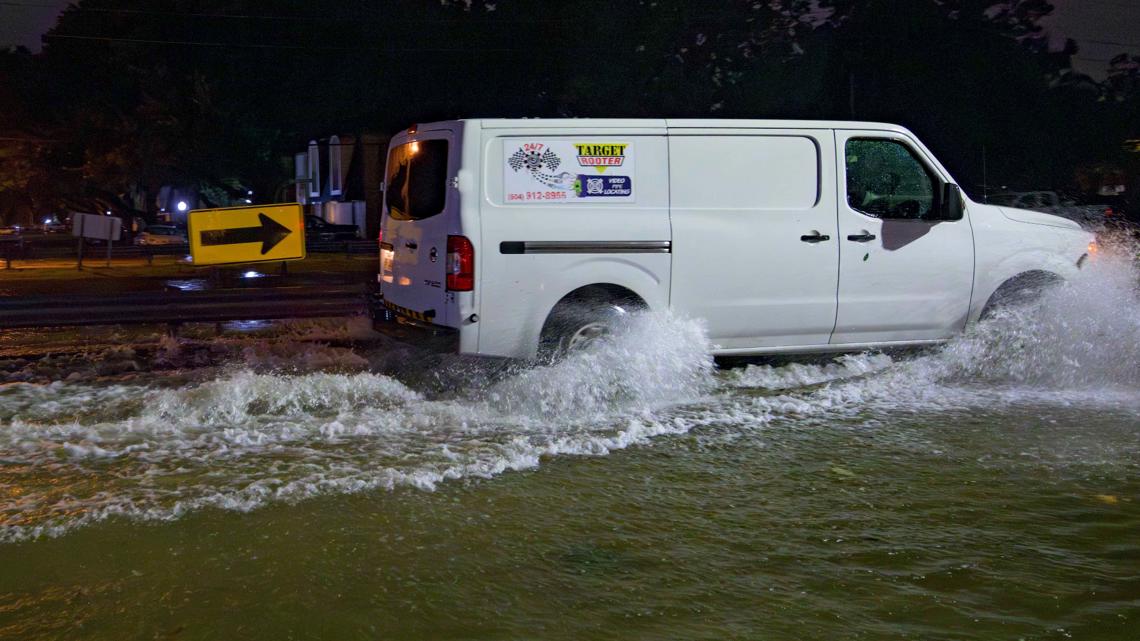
[980,271,1063,320]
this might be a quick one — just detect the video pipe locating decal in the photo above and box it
[505,140,635,203]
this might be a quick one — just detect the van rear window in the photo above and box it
[385,140,448,221]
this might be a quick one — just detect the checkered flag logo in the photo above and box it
[509,148,560,173]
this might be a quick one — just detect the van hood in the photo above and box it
[999,206,1083,231]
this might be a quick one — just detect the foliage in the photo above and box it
[0,0,1136,225]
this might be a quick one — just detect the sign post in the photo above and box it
[76,216,84,270]
[188,203,305,266]
[72,213,122,270]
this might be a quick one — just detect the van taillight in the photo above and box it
[446,235,474,291]
[377,227,383,245]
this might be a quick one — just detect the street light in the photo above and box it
[176,201,189,212]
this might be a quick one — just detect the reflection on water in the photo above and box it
[164,278,208,292]
[223,319,274,332]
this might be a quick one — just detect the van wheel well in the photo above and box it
[981,271,1063,320]
[537,285,648,359]
[552,284,647,310]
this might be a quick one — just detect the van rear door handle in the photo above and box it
[800,232,830,243]
[847,233,876,242]
[404,241,418,250]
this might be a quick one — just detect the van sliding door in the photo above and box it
[667,131,840,351]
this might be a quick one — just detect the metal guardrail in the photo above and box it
[0,284,371,329]
[305,240,381,257]
[0,237,26,268]
[0,239,378,267]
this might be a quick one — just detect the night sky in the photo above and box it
[1046,0,1140,79]
[1,0,1137,78]
[0,0,68,51]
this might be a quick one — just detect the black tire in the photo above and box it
[980,272,1062,320]
[538,291,642,361]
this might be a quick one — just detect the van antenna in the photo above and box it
[982,144,988,203]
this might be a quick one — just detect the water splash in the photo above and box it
[937,255,1140,389]
[722,254,1140,418]
[481,310,714,421]
[3,257,1138,543]
[0,311,714,543]
[722,353,894,391]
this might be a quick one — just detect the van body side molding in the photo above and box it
[499,241,671,255]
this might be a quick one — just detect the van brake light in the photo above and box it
[446,235,474,291]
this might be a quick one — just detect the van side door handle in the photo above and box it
[800,232,830,243]
[404,240,418,250]
[846,233,876,243]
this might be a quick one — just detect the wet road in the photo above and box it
[0,260,1138,640]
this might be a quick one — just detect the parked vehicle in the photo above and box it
[374,119,1094,359]
[988,191,1115,229]
[304,215,360,242]
[134,225,188,246]
[0,226,22,236]
[1081,194,1130,224]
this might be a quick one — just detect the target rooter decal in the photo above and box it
[505,140,635,203]
[573,143,628,171]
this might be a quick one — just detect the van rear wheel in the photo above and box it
[538,291,643,361]
[562,318,611,352]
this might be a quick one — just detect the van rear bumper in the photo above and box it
[372,307,460,353]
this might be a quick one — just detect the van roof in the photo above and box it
[398,118,950,181]
[468,118,913,134]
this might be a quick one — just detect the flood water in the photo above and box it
[1,259,1138,640]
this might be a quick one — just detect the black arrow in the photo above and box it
[200,213,292,255]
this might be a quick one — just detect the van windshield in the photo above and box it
[385,139,448,221]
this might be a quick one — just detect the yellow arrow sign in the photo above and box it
[188,203,306,266]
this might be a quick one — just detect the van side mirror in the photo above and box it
[938,183,964,221]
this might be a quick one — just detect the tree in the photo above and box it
[1,0,1132,220]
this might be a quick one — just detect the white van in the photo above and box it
[376,119,1093,359]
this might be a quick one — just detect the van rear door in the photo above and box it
[380,129,458,327]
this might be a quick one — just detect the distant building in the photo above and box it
[154,186,199,225]
[294,133,389,238]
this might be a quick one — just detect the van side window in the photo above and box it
[671,136,820,211]
[386,140,449,221]
[845,139,934,219]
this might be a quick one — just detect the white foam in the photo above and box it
[723,352,895,390]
